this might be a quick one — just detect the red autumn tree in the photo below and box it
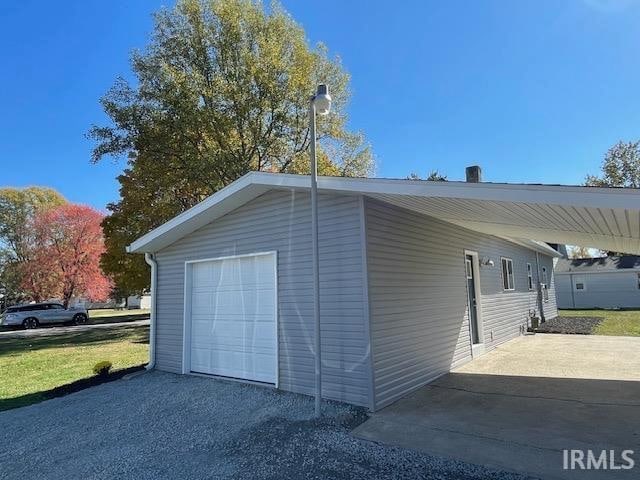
[20,204,112,307]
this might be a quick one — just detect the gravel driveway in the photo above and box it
[0,371,529,480]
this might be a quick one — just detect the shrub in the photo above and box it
[93,361,112,377]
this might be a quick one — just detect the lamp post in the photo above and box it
[309,84,331,418]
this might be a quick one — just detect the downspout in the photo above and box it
[144,252,158,370]
[569,273,576,309]
[535,252,545,322]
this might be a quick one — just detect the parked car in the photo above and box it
[0,303,88,329]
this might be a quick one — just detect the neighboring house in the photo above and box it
[555,256,640,309]
[70,294,151,310]
[126,294,152,310]
[127,169,640,411]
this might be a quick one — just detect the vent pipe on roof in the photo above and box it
[466,165,482,183]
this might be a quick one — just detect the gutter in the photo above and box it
[144,252,158,370]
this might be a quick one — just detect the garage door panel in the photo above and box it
[191,316,275,333]
[192,289,275,312]
[191,292,213,310]
[188,253,277,384]
[192,325,276,349]
[192,340,276,353]
[191,349,276,383]
[208,291,275,313]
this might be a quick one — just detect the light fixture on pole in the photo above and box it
[309,84,331,418]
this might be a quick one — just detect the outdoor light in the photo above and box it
[309,83,331,418]
[312,84,332,115]
[481,257,494,267]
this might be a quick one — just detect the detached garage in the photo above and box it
[555,255,640,309]
[128,171,640,411]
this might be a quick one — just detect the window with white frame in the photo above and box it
[501,257,515,291]
[465,258,472,279]
[526,263,533,290]
[573,275,586,291]
[541,266,549,302]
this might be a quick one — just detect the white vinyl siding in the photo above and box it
[501,257,515,291]
[556,270,640,309]
[154,190,371,407]
[365,198,557,409]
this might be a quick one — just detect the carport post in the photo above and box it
[309,85,331,418]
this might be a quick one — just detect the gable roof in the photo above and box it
[556,256,640,273]
[127,172,640,256]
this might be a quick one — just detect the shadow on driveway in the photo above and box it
[353,373,640,479]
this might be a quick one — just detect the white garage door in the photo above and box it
[188,253,277,384]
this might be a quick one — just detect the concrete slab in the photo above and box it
[353,335,640,479]
[454,334,640,381]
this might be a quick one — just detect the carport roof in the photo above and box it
[127,172,640,255]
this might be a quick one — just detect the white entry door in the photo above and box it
[188,253,277,384]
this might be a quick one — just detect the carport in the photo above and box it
[344,177,640,478]
[353,334,640,479]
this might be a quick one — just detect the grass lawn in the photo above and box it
[87,309,150,325]
[89,308,150,318]
[559,309,640,336]
[0,325,148,411]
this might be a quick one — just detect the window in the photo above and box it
[637,273,640,290]
[526,263,533,290]
[575,283,585,290]
[501,257,515,291]
[24,304,46,311]
[465,259,473,279]
[541,267,549,302]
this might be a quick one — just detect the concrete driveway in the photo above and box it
[353,334,640,480]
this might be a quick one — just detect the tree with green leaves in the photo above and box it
[586,140,640,187]
[0,187,66,306]
[407,170,448,181]
[567,245,595,259]
[90,0,374,293]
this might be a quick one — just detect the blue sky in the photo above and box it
[2,0,640,209]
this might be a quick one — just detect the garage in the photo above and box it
[128,172,640,408]
[184,252,278,384]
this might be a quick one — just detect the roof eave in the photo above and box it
[127,172,265,253]
[126,172,640,255]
